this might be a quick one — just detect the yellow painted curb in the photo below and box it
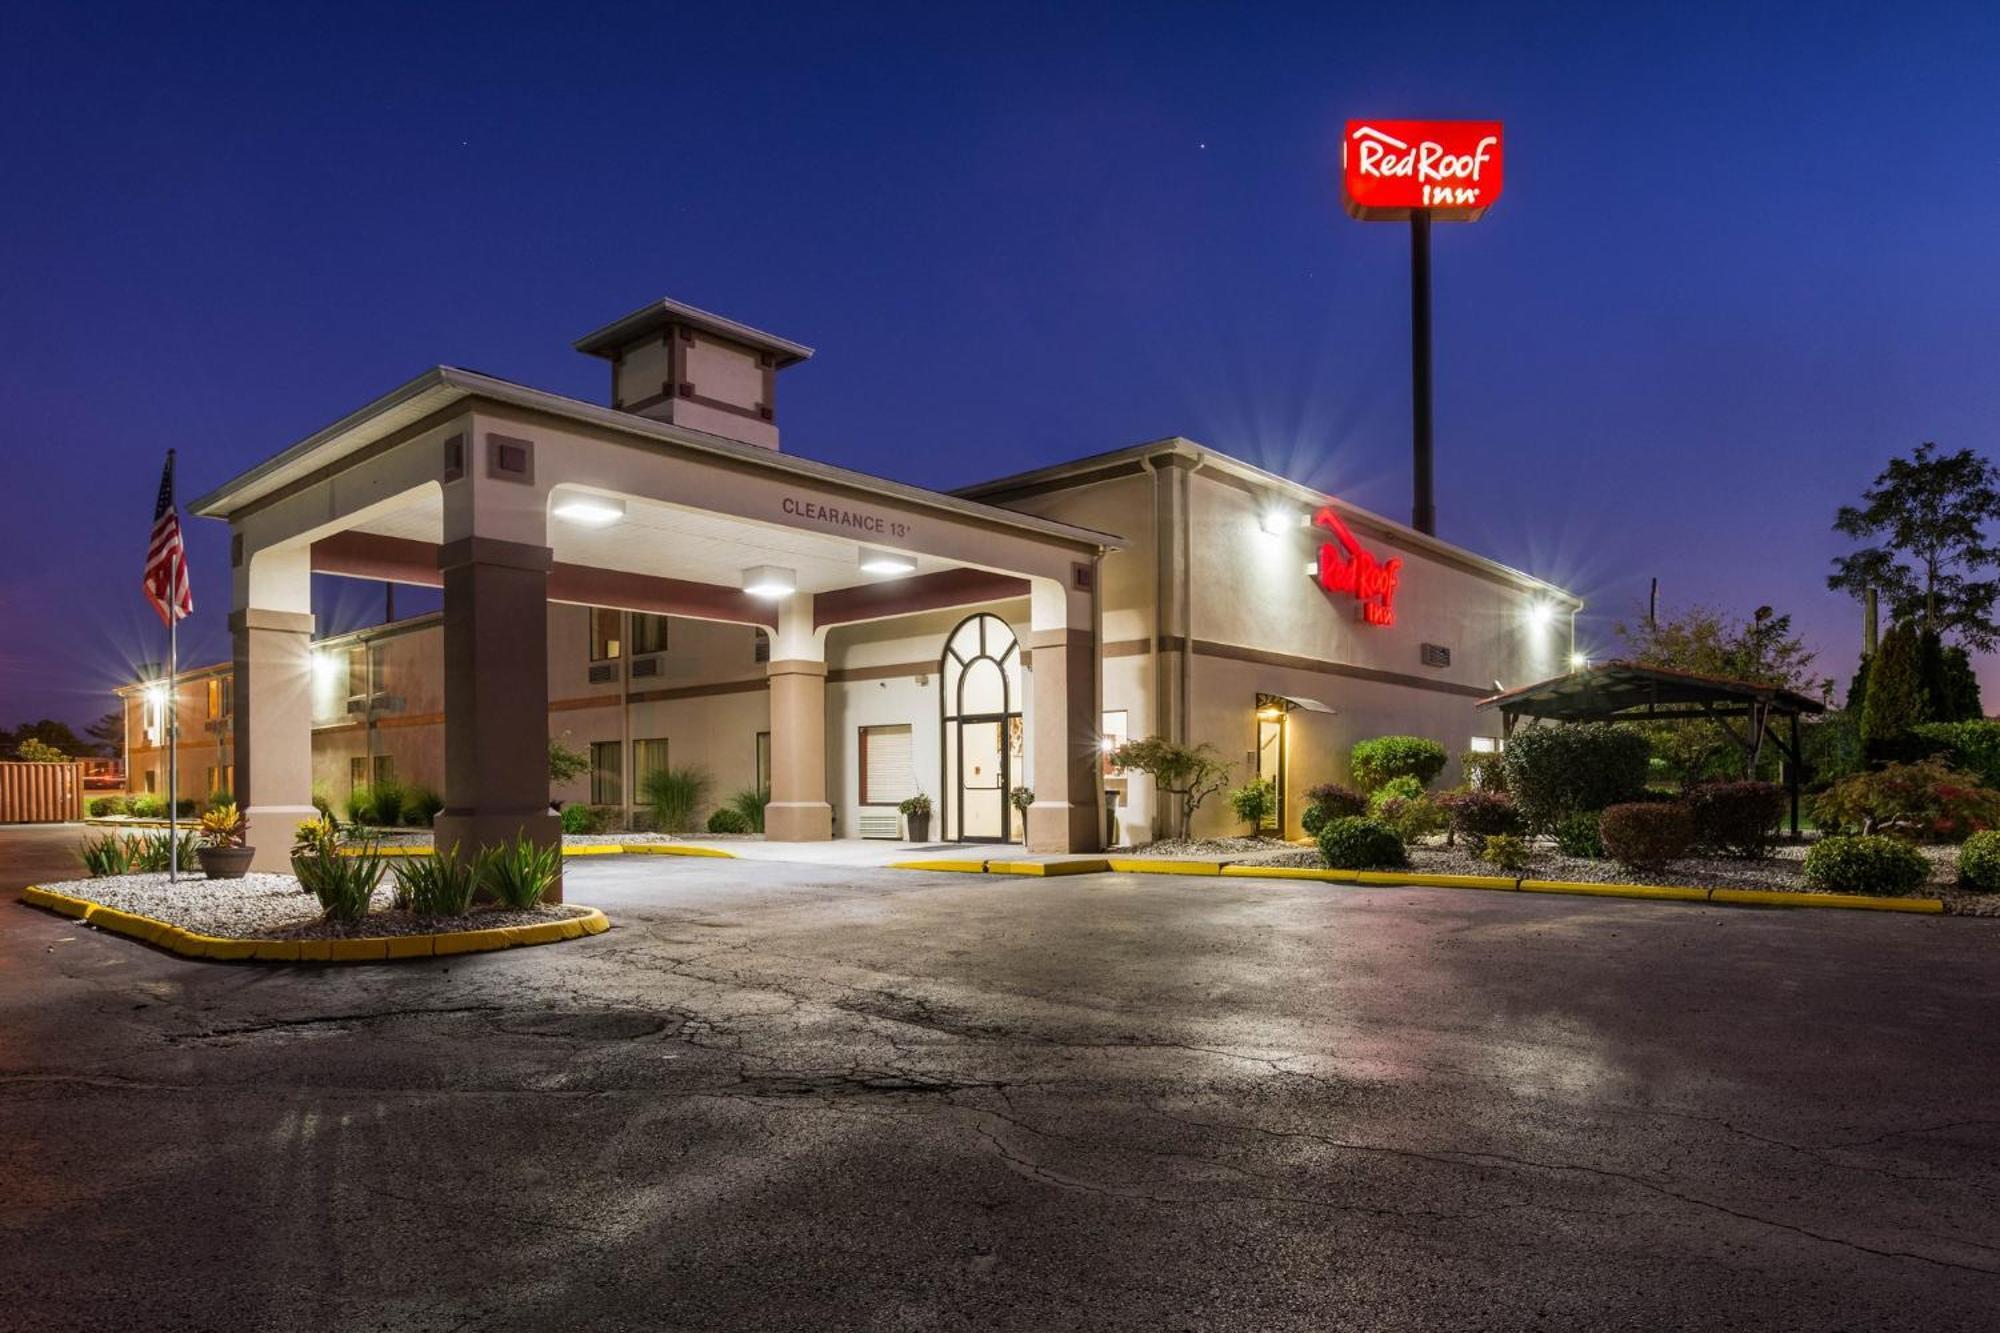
[562,844,624,857]
[1520,879,1707,903]
[985,858,1112,877]
[1709,887,1943,914]
[18,886,612,963]
[620,843,739,858]
[1220,865,1362,883]
[1106,857,1226,876]
[1352,870,1520,890]
[887,858,989,873]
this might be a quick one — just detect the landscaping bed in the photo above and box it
[39,872,594,940]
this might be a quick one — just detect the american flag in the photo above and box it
[143,451,193,626]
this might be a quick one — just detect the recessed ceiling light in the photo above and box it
[742,565,797,599]
[552,495,626,526]
[858,547,917,576]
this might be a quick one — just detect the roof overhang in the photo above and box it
[187,367,1121,556]
[1477,661,1828,719]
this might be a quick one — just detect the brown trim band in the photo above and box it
[627,678,769,705]
[826,661,930,684]
[1189,639,1493,700]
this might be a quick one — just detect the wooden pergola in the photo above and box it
[1476,662,1827,836]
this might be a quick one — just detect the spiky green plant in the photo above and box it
[294,838,385,924]
[130,832,200,873]
[725,786,770,834]
[477,834,561,909]
[643,765,711,834]
[77,833,135,877]
[394,844,479,918]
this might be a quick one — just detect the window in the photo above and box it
[590,741,622,806]
[349,756,367,792]
[633,738,669,793]
[1100,709,1130,775]
[1468,735,1505,754]
[373,754,395,788]
[755,731,771,794]
[859,724,915,806]
[345,645,369,711]
[753,632,770,664]
[206,676,233,720]
[589,608,622,662]
[632,613,668,656]
[144,769,157,793]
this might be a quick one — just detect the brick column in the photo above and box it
[432,535,563,900]
[232,607,318,872]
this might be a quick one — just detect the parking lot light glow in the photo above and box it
[1570,651,1588,670]
[1258,508,1294,537]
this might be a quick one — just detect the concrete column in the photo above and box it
[764,592,831,841]
[1025,574,1103,853]
[432,535,564,899]
[232,606,317,872]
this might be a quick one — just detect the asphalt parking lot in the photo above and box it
[4,825,1999,1330]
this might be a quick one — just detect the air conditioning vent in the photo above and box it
[858,813,901,840]
[1420,643,1452,669]
[588,663,616,684]
[630,657,661,679]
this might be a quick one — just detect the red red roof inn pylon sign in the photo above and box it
[1341,120,1505,536]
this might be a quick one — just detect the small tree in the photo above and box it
[15,737,66,763]
[1110,737,1233,839]
[1861,621,1924,746]
[548,736,590,787]
[1228,778,1277,834]
[1829,442,2000,651]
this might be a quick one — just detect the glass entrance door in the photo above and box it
[957,718,1007,840]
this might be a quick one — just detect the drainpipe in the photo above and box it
[621,610,634,831]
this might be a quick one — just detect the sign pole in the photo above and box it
[1409,208,1435,536]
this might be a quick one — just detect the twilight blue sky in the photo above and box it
[4,1,1998,731]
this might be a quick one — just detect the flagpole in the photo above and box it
[167,449,179,883]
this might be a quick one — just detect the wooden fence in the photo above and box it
[0,762,83,823]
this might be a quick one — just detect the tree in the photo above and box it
[548,736,590,786]
[1614,602,1825,784]
[1862,621,1924,745]
[1108,737,1233,838]
[15,737,67,762]
[1829,443,2000,651]
[85,711,125,757]
[3,719,88,758]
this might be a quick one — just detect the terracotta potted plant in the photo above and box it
[196,802,255,880]
[899,792,933,842]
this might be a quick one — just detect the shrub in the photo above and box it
[1375,794,1447,847]
[1304,782,1367,818]
[1368,774,1425,813]
[725,787,769,834]
[1439,790,1523,850]
[706,807,752,834]
[1228,778,1277,832]
[1598,802,1694,870]
[644,765,711,834]
[87,795,129,818]
[1350,736,1448,792]
[130,795,165,820]
[130,832,201,873]
[402,786,443,827]
[296,839,385,924]
[1957,830,2000,893]
[344,785,376,827]
[1553,811,1605,859]
[1502,726,1651,829]
[1812,759,2000,840]
[1686,781,1786,858]
[198,802,246,849]
[1461,750,1508,792]
[1913,720,2000,790]
[311,789,336,823]
[203,789,234,812]
[559,803,602,835]
[1480,833,1534,874]
[16,736,66,762]
[77,833,134,876]
[478,834,561,909]
[1317,817,1408,871]
[370,780,406,827]
[1803,834,1931,896]
[394,845,479,918]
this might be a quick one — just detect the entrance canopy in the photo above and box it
[1477,662,1826,835]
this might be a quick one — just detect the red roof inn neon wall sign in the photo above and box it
[1341,120,1504,221]
[1311,507,1401,626]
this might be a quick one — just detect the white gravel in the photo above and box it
[43,871,592,940]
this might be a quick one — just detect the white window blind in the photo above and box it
[860,725,915,805]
